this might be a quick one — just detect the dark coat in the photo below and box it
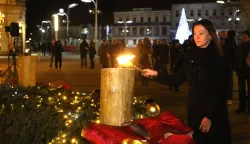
[99,43,109,65]
[80,41,89,55]
[159,43,170,64]
[55,41,63,59]
[157,43,231,144]
[89,42,96,58]
[234,41,250,76]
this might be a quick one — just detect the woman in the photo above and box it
[143,19,231,144]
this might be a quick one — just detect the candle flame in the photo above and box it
[116,55,135,66]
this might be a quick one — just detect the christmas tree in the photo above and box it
[175,8,192,44]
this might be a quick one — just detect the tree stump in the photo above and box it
[100,68,134,126]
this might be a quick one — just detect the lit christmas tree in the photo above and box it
[175,8,192,44]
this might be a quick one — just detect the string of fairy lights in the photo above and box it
[0,84,160,144]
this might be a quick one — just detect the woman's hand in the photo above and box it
[142,69,158,77]
[199,117,211,133]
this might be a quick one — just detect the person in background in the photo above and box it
[234,30,250,115]
[49,39,56,68]
[55,40,63,71]
[99,39,109,68]
[89,39,96,69]
[152,39,161,70]
[80,38,89,68]
[139,37,153,86]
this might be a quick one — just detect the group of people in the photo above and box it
[49,40,63,70]
[142,19,250,144]
[98,39,126,68]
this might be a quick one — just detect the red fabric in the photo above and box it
[84,123,144,144]
[83,111,195,144]
[63,45,77,53]
[159,135,195,144]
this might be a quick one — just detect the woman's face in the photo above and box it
[193,25,212,48]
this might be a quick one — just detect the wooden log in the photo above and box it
[18,56,36,87]
[100,68,134,126]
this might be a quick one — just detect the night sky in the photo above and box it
[26,0,215,36]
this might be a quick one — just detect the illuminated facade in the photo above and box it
[0,0,26,54]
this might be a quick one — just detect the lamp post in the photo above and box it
[41,20,52,42]
[53,14,59,41]
[217,0,250,29]
[117,20,133,46]
[67,3,78,39]
[81,0,98,52]
[58,9,69,39]
[233,9,240,30]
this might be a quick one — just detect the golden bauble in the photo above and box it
[146,102,160,116]
[121,138,144,144]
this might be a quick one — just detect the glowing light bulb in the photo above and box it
[71,138,76,143]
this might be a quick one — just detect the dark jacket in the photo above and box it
[157,43,231,144]
[234,41,250,76]
[80,41,89,55]
[89,42,96,58]
[55,41,63,58]
[160,43,170,64]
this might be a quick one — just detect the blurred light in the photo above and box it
[53,14,59,31]
[216,0,225,4]
[25,49,30,53]
[59,8,64,14]
[126,20,133,23]
[68,3,78,9]
[236,17,240,21]
[81,0,92,3]
[228,18,232,21]
[42,29,45,33]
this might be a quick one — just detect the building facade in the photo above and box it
[0,0,26,54]
[113,8,171,47]
[171,2,247,38]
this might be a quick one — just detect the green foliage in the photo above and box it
[0,85,152,144]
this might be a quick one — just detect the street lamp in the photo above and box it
[81,0,98,52]
[216,0,225,4]
[67,3,78,38]
[117,20,133,46]
[58,8,69,38]
[53,14,59,40]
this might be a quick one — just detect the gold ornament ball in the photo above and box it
[146,102,160,115]
[121,138,144,144]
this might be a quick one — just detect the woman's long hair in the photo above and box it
[192,19,224,57]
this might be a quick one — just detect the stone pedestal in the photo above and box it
[18,56,36,87]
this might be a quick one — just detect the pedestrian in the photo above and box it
[55,40,63,71]
[89,39,96,69]
[234,30,250,115]
[169,39,182,92]
[109,39,120,67]
[143,19,231,144]
[80,38,89,68]
[152,39,161,70]
[99,39,109,68]
[220,30,237,105]
[49,39,56,68]
[139,37,153,86]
